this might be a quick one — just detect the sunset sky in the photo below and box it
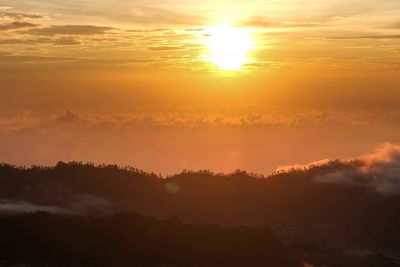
[1,0,400,174]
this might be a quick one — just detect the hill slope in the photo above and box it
[0,212,303,267]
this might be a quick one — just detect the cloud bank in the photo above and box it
[278,143,400,195]
[0,109,383,133]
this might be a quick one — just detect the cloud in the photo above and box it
[0,108,37,132]
[54,111,359,129]
[0,54,76,65]
[54,5,203,26]
[66,194,112,215]
[0,37,81,46]
[277,159,331,173]
[148,46,185,51]
[0,21,39,32]
[239,17,324,28]
[0,194,112,215]
[332,35,400,40]
[28,25,114,35]
[55,110,81,124]
[53,37,81,45]
[313,171,362,186]
[0,201,70,214]
[0,7,46,20]
[0,110,395,133]
[125,6,203,25]
[0,6,44,32]
[277,143,400,195]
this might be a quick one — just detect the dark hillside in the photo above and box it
[0,212,303,267]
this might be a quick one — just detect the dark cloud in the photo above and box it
[55,111,80,124]
[28,25,114,36]
[0,38,45,45]
[0,21,39,32]
[52,37,81,45]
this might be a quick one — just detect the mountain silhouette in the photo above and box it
[0,162,399,266]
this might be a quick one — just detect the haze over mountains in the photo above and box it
[2,1,400,266]
[1,144,400,266]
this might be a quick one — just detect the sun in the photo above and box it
[204,24,254,71]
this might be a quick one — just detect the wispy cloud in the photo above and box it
[0,194,112,215]
[0,7,46,20]
[0,6,45,32]
[0,54,77,64]
[27,25,114,35]
[0,108,37,132]
[0,21,39,32]
[122,6,203,26]
[147,46,186,51]
[0,201,70,214]
[0,36,80,45]
[239,17,325,29]
[331,35,400,40]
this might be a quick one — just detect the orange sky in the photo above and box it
[1,1,400,174]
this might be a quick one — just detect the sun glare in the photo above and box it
[204,25,254,71]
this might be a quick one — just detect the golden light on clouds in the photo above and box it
[203,25,254,71]
[1,0,400,175]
